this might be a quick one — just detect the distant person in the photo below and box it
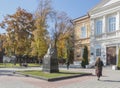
[66,61,70,70]
[95,57,104,80]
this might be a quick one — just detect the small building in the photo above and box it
[89,0,120,65]
[72,15,90,65]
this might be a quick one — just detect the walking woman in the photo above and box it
[95,57,104,80]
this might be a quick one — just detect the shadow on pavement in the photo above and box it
[0,70,22,77]
[100,80,120,83]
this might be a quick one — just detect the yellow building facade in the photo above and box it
[73,15,90,64]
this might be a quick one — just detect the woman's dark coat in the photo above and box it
[95,61,103,77]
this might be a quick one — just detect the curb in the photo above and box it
[15,72,92,81]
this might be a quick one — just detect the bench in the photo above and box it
[21,63,28,67]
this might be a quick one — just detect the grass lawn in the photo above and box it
[18,70,86,79]
[0,63,40,68]
[27,63,41,67]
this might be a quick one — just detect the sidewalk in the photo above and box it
[59,67,120,88]
[0,67,42,71]
[0,67,119,88]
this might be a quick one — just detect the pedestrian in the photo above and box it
[95,57,104,80]
[66,61,70,69]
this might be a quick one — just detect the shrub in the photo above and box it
[81,46,88,68]
[117,48,120,69]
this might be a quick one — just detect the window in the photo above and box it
[95,20,102,35]
[96,48,101,56]
[108,16,116,32]
[81,26,87,38]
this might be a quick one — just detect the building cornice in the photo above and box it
[95,36,120,43]
[74,37,90,43]
[89,1,120,15]
[89,0,110,13]
[72,14,90,23]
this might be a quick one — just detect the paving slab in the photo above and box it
[0,67,119,88]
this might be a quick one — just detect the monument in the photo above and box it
[42,44,59,73]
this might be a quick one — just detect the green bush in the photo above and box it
[81,46,88,68]
[117,48,120,69]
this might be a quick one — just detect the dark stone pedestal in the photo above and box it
[42,46,59,73]
[42,55,59,73]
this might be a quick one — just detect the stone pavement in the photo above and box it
[60,68,120,88]
[0,67,119,88]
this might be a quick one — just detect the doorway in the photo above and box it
[106,46,116,65]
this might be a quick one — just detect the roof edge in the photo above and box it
[72,14,89,23]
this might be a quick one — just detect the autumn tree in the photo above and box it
[0,8,34,63]
[0,34,6,62]
[50,12,73,62]
[66,34,74,64]
[57,35,67,59]
[0,34,12,56]
[31,0,52,62]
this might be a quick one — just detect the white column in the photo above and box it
[116,12,120,37]
[101,43,106,66]
[90,18,95,65]
[116,44,119,65]
[90,19,95,37]
[103,16,107,38]
[116,12,120,31]
[103,16,106,33]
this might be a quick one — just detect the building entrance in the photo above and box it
[106,46,116,65]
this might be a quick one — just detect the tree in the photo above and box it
[49,11,73,65]
[31,0,52,62]
[66,35,74,64]
[57,35,67,59]
[31,29,48,63]
[81,46,89,68]
[50,12,73,58]
[0,34,6,62]
[117,48,120,69]
[0,8,34,64]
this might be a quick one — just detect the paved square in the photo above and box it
[0,67,120,88]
